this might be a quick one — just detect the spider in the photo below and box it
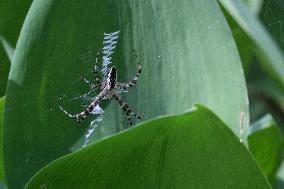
[60,49,144,125]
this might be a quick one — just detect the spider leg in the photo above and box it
[113,94,144,126]
[121,49,142,90]
[60,91,105,123]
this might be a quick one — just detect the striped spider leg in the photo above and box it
[117,49,142,90]
[60,49,144,125]
[114,94,144,126]
[60,65,116,123]
[115,49,143,125]
[60,90,106,123]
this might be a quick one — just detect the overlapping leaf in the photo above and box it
[0,0,33,96]
[25,105,270,189]
[248,114,283,182]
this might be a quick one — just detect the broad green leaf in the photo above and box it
[219,0,284,92]
[248,114,283,182]
[25,105,270,189]
[5,0,249,188]
[0,97,5,182]
[0,0,33,96]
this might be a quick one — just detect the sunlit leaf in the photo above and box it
[25,105,270,189]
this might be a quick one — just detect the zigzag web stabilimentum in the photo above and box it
[81,30,120,148]
[67,30,121,149]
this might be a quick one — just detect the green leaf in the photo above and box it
[222,1,263,74]
[248,114,283,182]
[0,0,33,96]
[0,0,32,46]
[25,105,270,189]
[222,10,254,74]
[0,97,5,182]
[5,0,249,188]
[219,0,284,91]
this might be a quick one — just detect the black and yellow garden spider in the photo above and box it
[60,49,144,125]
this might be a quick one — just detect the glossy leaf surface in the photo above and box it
[26,105,270,189]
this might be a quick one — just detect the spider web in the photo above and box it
[4,30,121,151]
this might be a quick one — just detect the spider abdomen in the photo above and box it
[107,66,117,89]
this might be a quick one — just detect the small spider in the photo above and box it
[60,49,144,125]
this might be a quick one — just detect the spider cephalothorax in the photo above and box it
[60,49,143,125]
